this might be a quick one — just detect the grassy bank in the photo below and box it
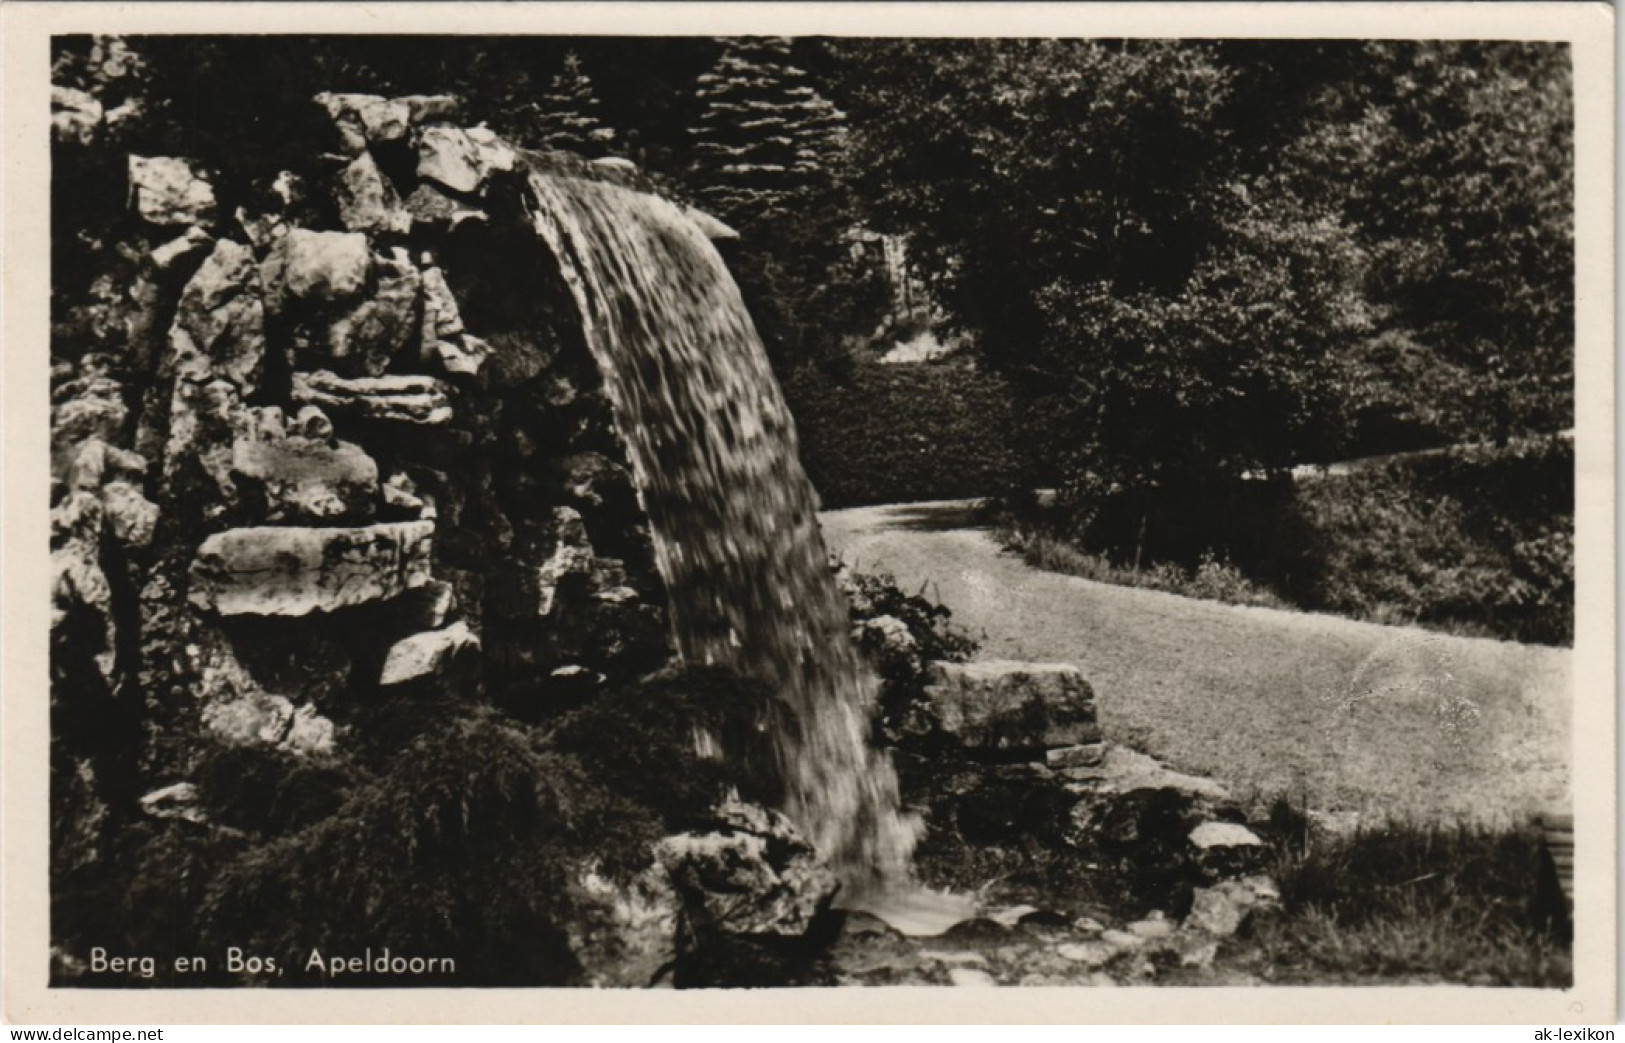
[996,435,1573,647]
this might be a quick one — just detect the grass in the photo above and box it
[1227,810,1571,986]
[1000,526,1286,609]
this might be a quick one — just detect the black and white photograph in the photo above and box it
[2,1,1614,1026]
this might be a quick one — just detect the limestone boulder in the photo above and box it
[201,691,336,756]
[379,621,480,687]
[568,864,681,988]
[658,799,838,939]
[292,370,453,426]
[1184,876,1280,937]
[315,92,460,153]
[335,151,410,235]
[416,125,485,195]
[1187,821,1270,880]
[171,239,265,391]
[924,660,1099,752]
[325,249,422,376]
[264,229,371,308]
[52,377,128,453]
[230,426,379,523]
[189,521,434,616]
[314,92,412,153]
[128,155,217,228]
[52,85,103,145]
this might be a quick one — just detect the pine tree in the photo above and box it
[688,37,848,229]
[525,52,618,157]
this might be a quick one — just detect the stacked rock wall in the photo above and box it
[50,89,672,871]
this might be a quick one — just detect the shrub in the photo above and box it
[835,562,978,744]
[198,708,662,986]
[1291,436,1573,645]
[547,665,795,824]
[784,360,1030,508]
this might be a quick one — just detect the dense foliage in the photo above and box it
[785,359,1028,508]
[827,38,1573,546]
[53,668,790,985]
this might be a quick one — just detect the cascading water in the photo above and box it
[521,161,921,890]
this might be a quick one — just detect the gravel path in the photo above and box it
[821,501,1571,825]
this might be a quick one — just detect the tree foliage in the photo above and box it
[830,38,1572,546]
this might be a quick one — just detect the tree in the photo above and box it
[686,37,884,368]
[522,51,620,157]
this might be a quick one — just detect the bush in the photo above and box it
[547,665,795,824]
[1291,436,1573,645]
[784,360,1030,508]
[198,708,662,986]
[835,562,978,744]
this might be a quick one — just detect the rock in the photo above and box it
[465,125,518,176]
[536,507,596,617]
[436,333,491,377]
[52,85,103,145]
[265,229,371,307]
[52,380,128,451]
[658,799,838,938]
[128,155,217,227]
[315,92,412,153]
[201,691,336,756]
[291,370,453,425]
[1185,876,1280,937]
[100,481,159,547]
[419,266,464,340]
[1189,821,1263,850]
[1066,745,1232,802]
[51,500,116,683]
[569,863,680,987]
[947,968,996,987]
[1188,821,1270,880]
[151,227,214,270]
[230,428,379,523]
[1126,916,1175,940]
[557,452,633,509]
[1056,940,1118,968]
[1046,743,1106,770]
[1072,916,1106,935]
[1172,935,1220,969]
[416,125,486,195]
[335,151,411,235]
[924,660,1099,752]
[379,621,479,687]
[172,239,266,391]
[189,521,435,616]
[382,472,427,516]
[66,438,147,492]
[161,377,249,511]
[986,904,1040,928]
[400,94,461,124]
[403,182,488,230]
[325,249,422,376]
[1101,928,1146,950]
[139,782,206,824]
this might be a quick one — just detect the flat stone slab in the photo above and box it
[190,521,434,616]
[925,659,1097,752]
[292,370,453,425]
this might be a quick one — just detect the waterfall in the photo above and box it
[522,163,921,888]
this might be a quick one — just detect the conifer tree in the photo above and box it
[687,37,883,367]
[688,36,847,229]
[526,51,619,157]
